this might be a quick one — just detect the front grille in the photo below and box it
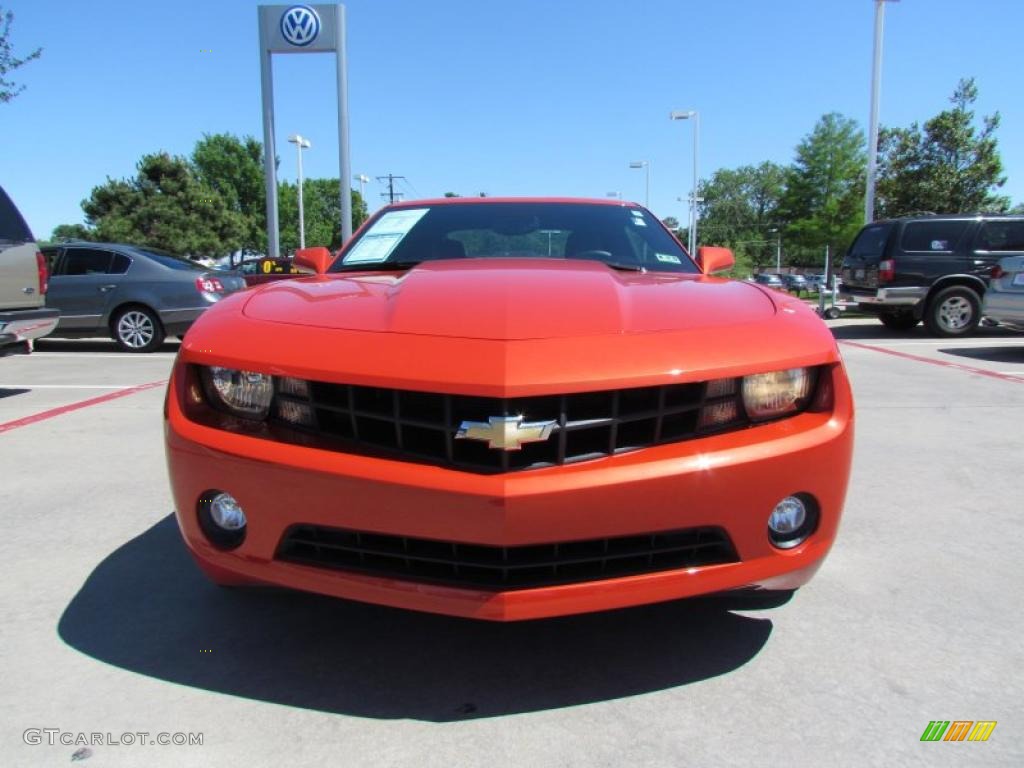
[271,377,748,473]
[277,525,739,590]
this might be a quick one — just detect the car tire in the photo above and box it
[825,307,842,320]
[924,286,981,337]
[879,311,919,331]
[112,306,165,352]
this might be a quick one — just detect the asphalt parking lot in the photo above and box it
[1,319,1022,767]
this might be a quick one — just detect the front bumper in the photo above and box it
[0,307,60,348]
[165,364,854,621]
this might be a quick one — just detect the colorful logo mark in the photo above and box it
[921,721,997,742]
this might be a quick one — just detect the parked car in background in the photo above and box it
[839,213,1024,336]
[0,185,59,355]
[237,257,307,286]
[753,273,784,289]
[781,274,809,294]
[42,242,247,352]
[804,274,826,292]
[983,256,1024,332]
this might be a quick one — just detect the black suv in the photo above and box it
[839,214,1024,336]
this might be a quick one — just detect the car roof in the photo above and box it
[875,213,1024,224]
[385,197,644,209]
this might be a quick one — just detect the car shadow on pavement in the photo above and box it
[938,345,1024,364]
[827,322,1017,341]
[33,339,181,353]
[58,516,784,722]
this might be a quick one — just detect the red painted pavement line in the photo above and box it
[0,379,167,434]
[839,340,1024,384]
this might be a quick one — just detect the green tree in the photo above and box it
[779,112,866,265]
[49,223,96,242]
[876,78,1009,217]
[278,178,368,253]
[192,133,267,254]
[697,161,785,272]
[0,7,41,104]
[81,153,246,256]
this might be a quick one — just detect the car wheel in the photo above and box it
[924,286,981,337]
[878,311,919,331]
[825,307,842,320]
[113,306,165,352]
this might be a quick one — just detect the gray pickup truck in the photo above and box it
[0,185,59,355]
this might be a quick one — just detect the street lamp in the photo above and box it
[287,134,312,249]
[354,173,370,200]
[670,110,700,256]
[606,191,623,201]
[865,0,899,224]
[769,228,782,272]
[629,160,650,208]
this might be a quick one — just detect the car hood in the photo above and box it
[241,258,777,340]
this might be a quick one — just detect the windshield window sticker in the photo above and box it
[342,233,404,264]
[630,210,648,227]
[655,253,682,264]
[342,208,430,264]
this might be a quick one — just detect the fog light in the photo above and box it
[767,495,817,549]
[209,492,246,530]
[198,490,247,549]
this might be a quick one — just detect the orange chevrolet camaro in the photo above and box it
[165,198,854,621]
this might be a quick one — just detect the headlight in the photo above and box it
[201,366,273,419]
[741,368,813,421]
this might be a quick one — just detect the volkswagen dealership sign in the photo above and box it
[280,5,321,47]
[258,4,352,256]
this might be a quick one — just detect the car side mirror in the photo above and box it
[293,247,333,274]
[697,246,735,275]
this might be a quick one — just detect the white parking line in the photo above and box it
[0,384,138,389]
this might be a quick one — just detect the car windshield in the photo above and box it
[330,202,699,274]
[134,246,208,271]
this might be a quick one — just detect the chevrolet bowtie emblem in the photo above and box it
[456,415,558,451]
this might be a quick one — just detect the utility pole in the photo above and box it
[377,174,406,204]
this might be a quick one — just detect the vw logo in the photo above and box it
[280,5,321,47]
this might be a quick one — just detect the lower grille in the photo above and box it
[276,525,739,591]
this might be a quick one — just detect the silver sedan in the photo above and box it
[42,243,247,352]
[984,255,1024,332]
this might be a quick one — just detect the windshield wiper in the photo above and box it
[333,260,423,273]
[604,261,647,273]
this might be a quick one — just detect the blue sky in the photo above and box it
[2,0,1021,241]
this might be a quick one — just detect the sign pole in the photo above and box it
[258,17,280,259]
[336,5,352,242]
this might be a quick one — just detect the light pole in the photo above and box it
[354,173,370,201]
[670,110,700,255]
[287,134,312,249]
[769,228,782,272]
[865,0,899,224]
[629,160,650,208]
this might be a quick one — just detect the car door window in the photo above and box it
[62,248,114,275]
[110,253,132,274]
[977,221,1024,252]
[899,221,970,253]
